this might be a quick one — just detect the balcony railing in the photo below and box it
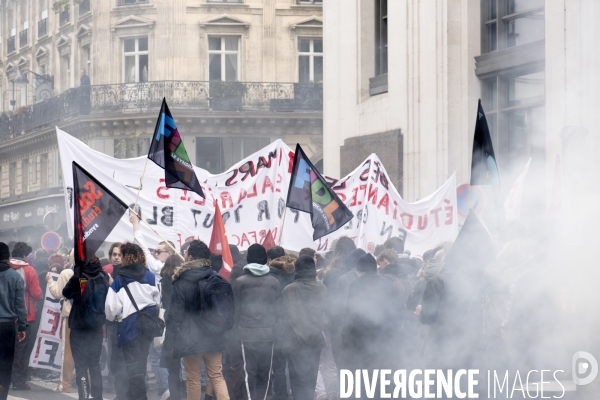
[59,6,70,26]
[207,0,243,2]
[19,29,28,48]
[297,0,322,3]
[38,19,48,37]
[117,0,149,5]
[79,0,91,15]
[7,36,16,53]
[0,81,322,141]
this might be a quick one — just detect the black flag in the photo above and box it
[470,99,500,190]
[148,98,204,198]
[286,144,353,240]
[73,162,127,267]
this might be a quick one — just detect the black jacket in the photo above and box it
[342,272,402,364]
[63,264,109,330]
[279,268,326,353]
[162,259,227,360]
[160,274,174,319]
[233,264,280,342]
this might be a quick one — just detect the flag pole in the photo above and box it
[129,207,185,261]
[278,207,288,245]
[133,158,149,210]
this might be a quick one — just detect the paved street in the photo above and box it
[6,376,163,400]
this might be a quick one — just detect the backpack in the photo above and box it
[82,274,109,329]
[196,272,234,334]
[15,268,28,314]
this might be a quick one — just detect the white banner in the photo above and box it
[29,273,63,372]
[58,128,458,256]
[29,273,109,375]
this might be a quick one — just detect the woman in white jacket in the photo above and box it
[46,250,75,394]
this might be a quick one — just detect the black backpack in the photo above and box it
[82,274,109,329]
[196,272,234,334]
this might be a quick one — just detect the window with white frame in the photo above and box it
[208,36,240,81]
[123,38,148,83]
[298,38,323,83]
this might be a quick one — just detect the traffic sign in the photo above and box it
[456,184,486,218]
[41,232,61,252]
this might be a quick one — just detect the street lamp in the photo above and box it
[14,70,54,90]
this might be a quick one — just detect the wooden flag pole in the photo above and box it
[278,207,288,245]
[129,207,185,261]
[133,158,149,210]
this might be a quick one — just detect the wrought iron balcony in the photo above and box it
[297,0,322,3]
[7,36,16,53]
[38,19,48,37]
[19,29,28,48]
[0,81,322,142]
[59,6,70,26]
[79,0,91,15]
[207,0,243,2]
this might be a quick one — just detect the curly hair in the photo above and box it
[187,240,211,260]
[120,243,146,266]
[12,242,32,259]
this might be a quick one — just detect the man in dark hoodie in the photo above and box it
[342,254,402,377]
[63,256,110,400]
[162,240,230,400]
[279,256,326,400]
[0,242,27,400]
[268,252,295,400]
[325,248,365,372]
[9,242,42,391]
[233,244,280,400]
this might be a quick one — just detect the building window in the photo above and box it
[59,5,70,26]
[62,56,71,90]
[298,38,323,83]
[40,154,48,189]
[196,137,270,174]
[208,36,240,82]
[482,70,545,183]
[38,18,47,37]
[79,0,91,15]
[19,28,28,48]
[123,38,149,83]
[21,159,29,194]
[9,163,17,196]
[482,0,544,53]
[375,0,388,76]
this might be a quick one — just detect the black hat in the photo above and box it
[294,255,317,280]
[0,242,9,261]
[247,243,268,265]
[357,254,377,273]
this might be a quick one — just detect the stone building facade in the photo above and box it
[0,0,323,244]
[323,0,600,208]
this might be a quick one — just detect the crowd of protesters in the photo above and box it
[0,212,554,400]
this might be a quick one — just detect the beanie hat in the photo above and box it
[0,242,9,261]
[247,243,268,265]
[294,255,317,280]
[357,254,377,273]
